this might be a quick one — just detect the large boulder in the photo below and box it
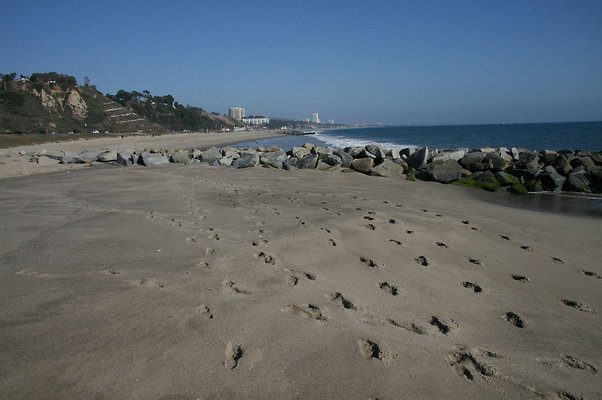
[539,170,566,192]
[494,171,520,186]
[432,150,465,163]
[483,153,509,171]
[261,151,287,169]
[323,154,343,166]
[351,158,374,173]
[36,156,60,165]
[370,159,405,177]
[518,152,540,170]
[365,144,386,160]
[199,148,222,164]
[38,150,64,160]
[61,154,85,164]
[79,151,101,162]
[565,167,591,192]
[406,147,428,169]
[98,151,117,162]
[334,149,353,168]
[291,146,311,159]
[233,154,260,168]
[170,150,191,164]
[459,152,487,172]
[540,150,559,165]
[116,152,133,167]
[141,153,170,166]
[283,157,298,170]
[297,153,319,169]
[553,155,573,175]
[426,159,462,183]
[346,146,365,158]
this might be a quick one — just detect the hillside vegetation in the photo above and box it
[0,72,239,135]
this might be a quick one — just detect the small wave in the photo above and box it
[312,133,414,150]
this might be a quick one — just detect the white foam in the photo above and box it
[312,133,414,150]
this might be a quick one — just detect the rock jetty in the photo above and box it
[25,144,602,194]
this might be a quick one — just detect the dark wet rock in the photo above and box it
[324,154,343,166]
[495,171,520,186]
[459,152,487,172]
[426,159,462,183]
[507,168,541,180]
[565,167,591,192]
[540,170,566,192]
[297,153,319,169]
[554,155,573,176]
[351,158,374,173]
[407,147,429,169]
[525,179,543,192]
[540,150,559,165]
[518,152,541,170]
[484,153,509,171]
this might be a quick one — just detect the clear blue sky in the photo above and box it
[2,0,602,125]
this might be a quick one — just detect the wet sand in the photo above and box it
[0,164,600,399]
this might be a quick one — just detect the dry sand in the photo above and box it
[0,160,600,400]
[0,130,281,179]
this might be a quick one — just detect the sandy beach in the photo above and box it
[0,141,600,399]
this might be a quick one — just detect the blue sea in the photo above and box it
[233,121,602,152]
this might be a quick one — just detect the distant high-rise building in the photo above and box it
[229,107,245,121]
[311,113,320,123]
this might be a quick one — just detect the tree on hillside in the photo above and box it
[1,73,16,91]
[83,76,91,86]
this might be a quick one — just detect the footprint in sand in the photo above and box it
[415,256,430,267]
[362,317,426,335]
[448,348,495,381]
[520,245,533,251]
[255,251,276,265]
[133,278,164,289]
[552,257,564,264]
[16,269,50,278]
[406,230,415,235]
[499,235,511,241]
[224,342,244,369]
[560,299,595,313]
[357,339,394,363]
[197,305,214,319]
[511,274,530,282]
[462,281,483,293]
[379,282,399,296]
[504,312,525,328]
[468,258,482,265]
[366,223,376,230]
[327,292,357,310]
[388,219,396,224]
[328,238,337,247]
[581,270,601,279]
[389,239,402,245]
[436,242,448,248]
[88,269,120,276]
[220,280,250,294]
[538,354,597,374]
[282,304,327,321]
[363,216,375,221]
[284,268,316,286]
[360,257,383,269]
[429,316,457,334]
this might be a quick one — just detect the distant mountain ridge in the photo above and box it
[0,72,240,134]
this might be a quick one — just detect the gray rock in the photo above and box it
[393,158,409,171]
[37,156,60,165]
[61,155,85,164]
[233,154,260,168]
[554,155,573,175]
[334,149,353,168]
[400,147,417,158]
[297,153,319,169]
[291,146,311,159]
[116,152,133,167]
[261,151,287,168]
[187,159,202,166]
[141,153,170,166]
[507,168,541,179]
[407,147,429,169]
[313,146,334,158]
[221,147,239,158]
[511,147,520,161]
[39,150,64,160]
[540,150,559,165]
[566,167,591,192]
[365,145,386,160]
[219,157,233,166]
[351,158,374,173]
[386,148,401,159]
[346,147,365,158]
[200,148,222,164]
[98,151,117,162]
[283,157,298,170]
[324,154,343,166]
[191,149,202,159]
[80,151,101,162]
[483,153,509,171]
[170,150,191,164]
[540,170,566,192]
[426,159,462,183]
[496,148,514,163]
[518,152,540,170]
[358,149,377,159]
[370,159,405,177]
[459,152,487,172]
[432,150,465,163]
[590,153,602,165]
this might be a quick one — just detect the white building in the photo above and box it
[228,107,246,121]
[311,113,320,123]
[242,116,270,126]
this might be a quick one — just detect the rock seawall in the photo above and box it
[25,143,602,194]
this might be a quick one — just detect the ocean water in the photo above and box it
[233,121,602,151]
